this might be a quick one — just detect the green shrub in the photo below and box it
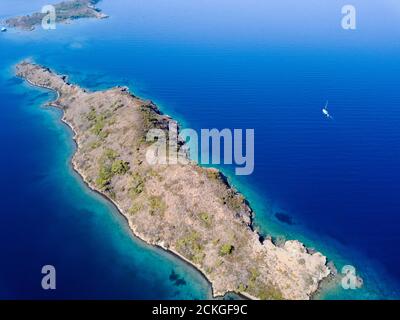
[99,130,109,139]
[140,105,160,131]
[223,192,245,211]
[237,283,247,292]
[111,160,130,175]
[88,140,101,150]
[206,170,220,180]
[85,108,97,121]
[219,244,234,256]
[88,111,112,138]
[248,268,260,289]
[129,202,142,215]
[176,231,204,264]
[91,114,106,136]
[199,212,212,227]
[129,172,145,196]
[148,195,166,216]
[105,148,118,160]
[192,252,205,265]
[96,165,112,189]
[257,287,284,300]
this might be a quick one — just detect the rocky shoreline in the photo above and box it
[16,61,332,300]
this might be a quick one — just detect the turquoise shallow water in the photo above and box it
[1,0,400,299]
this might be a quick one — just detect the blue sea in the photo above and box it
[1,0,400,299]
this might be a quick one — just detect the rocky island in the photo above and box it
[16,61,331,300]
[4,0,107,31]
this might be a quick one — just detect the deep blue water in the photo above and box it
[1,0,400,299]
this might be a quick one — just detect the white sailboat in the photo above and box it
[322,101,331,119]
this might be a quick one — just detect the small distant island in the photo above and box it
[4,0,107,31]
[16,61,332,300]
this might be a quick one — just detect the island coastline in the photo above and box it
[3,0,108,31]
[16,61,333,300]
